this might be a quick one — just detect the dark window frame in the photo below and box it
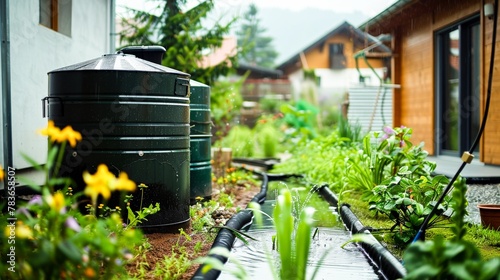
[39,0,72,36]
[435,14,480,157]
[328,43,346,69]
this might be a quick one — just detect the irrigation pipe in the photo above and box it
[192,171,269,280]
[193,170,407,279]
[412,0,498,243]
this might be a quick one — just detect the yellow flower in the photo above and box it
[53,126,82,147]
[16,222,33,239]
[38,121,82,147]
[38,120,61,141]
[83,164,114,204]
[110,172,136,192]
[45,192,66,212]
[0,165,4,181]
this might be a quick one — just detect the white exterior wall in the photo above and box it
[288,67,386,104]
[7,0,112,169]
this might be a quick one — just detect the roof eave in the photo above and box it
[358,0,413,31]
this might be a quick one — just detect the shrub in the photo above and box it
[0,121,155,279]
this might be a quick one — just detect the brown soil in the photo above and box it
[127,182,261,279]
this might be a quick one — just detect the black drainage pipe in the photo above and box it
[317,185,407,280]
[194,173,407,280]
[191,209,254,280]
[192,171,270,279]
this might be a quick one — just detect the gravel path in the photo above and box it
[465,184,500,224]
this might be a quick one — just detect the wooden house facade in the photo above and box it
[361,0,500,165]
[277,21,391,102]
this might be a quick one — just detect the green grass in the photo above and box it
[342,190,500,260]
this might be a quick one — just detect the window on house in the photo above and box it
[329,43,346,69]
[435,15,480,156]
[39,0,72,36]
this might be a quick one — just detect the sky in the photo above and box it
[213,0,397,15]
[116,0,398,64]
[117,0,397,16]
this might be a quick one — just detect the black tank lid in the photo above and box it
[49,52,188,76]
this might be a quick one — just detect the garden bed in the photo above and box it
[126,180,262,279]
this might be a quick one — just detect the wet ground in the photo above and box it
[218,200,385,280]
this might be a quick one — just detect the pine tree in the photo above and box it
[236,4,278,68]
[119,0,237,85]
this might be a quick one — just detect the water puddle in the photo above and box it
[218,200,384,280]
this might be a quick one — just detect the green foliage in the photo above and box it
[153,229,192,280]
[367,172,452,244]
[272,131,360,193]
[0,125,152,279]
[345,126,451,244]
[236,4,278,68]
[210,76,246,142]
[403,178,500,280]
[280,101,319,143]
[215,115,283,158]
[119,0,238,85]
[346,126,435,192]
[259,96,282,113]
[217,125,255,157]
[253,118,281,158]
[250,189,318,280]
[337,113,363,142]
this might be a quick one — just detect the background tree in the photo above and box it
[236,4,278,68]
[119,0,237,85]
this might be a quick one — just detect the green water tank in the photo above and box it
[189,80,212,203]
[45,51,191,232]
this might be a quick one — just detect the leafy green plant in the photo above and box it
[153,229,193,280]
[260,96,282,113]
[210,75,246,142]
[337,112,363,142]
[115,183,160,229]
[274,189,316,280]
[254,121,280,158]
[280,100,319,142]
[368,171,452,244]
[346,126,434,192]
[0,121,152,279]
[249,188,322,280]
[272,131,360,193]
[343,126,453,244]
[403,177,500,280]
[216,125,254,157]
[190,200,217,233]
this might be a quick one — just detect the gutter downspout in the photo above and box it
[109,0,116,52]
[1,0,12,193]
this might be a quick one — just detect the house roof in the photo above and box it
[198,37,237,68]
[358,0,427,34]
[277,21,391,71]
[236,63,283,79]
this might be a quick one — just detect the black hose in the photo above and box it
[318,185,407,280]
[192,171,269,279]
[194,175,408,279]
[191,210,254,280]
[412,0,498,243]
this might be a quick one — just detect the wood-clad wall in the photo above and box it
[397,12,435,154]
[389,0,500,164]
[482,2,500,165]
